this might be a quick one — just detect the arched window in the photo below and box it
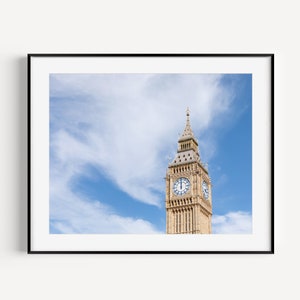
[191,207,193,232]
[184,210,188,232]
[187,209,190,232]
[175,211,178,233]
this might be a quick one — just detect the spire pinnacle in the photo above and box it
[179,107,194,140]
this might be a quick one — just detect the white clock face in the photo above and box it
[173,177,190,195]
[202,181,209,199]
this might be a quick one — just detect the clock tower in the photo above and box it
[165,108,212,234]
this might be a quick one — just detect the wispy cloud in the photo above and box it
[50,187,160,234]
[212,211,252,234]
[50,73,237,233]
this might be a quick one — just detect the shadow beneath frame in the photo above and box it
[16,57,28,252]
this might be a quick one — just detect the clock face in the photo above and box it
[202,181,209,199]
[173,177,190,196]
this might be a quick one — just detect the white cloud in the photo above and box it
[212,211,252,234]
[50,73,237,233]
[50,186,160,234]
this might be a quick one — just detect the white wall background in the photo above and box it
[0,0,298,299]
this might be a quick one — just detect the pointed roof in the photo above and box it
[178,107,196,141]
[170,108,201,166]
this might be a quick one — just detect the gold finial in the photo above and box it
[186,107,190,125]
[178,107,194,140]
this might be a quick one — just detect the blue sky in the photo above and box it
[49,73,252,234]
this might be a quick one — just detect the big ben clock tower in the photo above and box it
[165,108,212,234]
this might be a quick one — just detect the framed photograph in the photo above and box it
[28,54,274,254]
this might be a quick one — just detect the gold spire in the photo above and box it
[179,107,195,141]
